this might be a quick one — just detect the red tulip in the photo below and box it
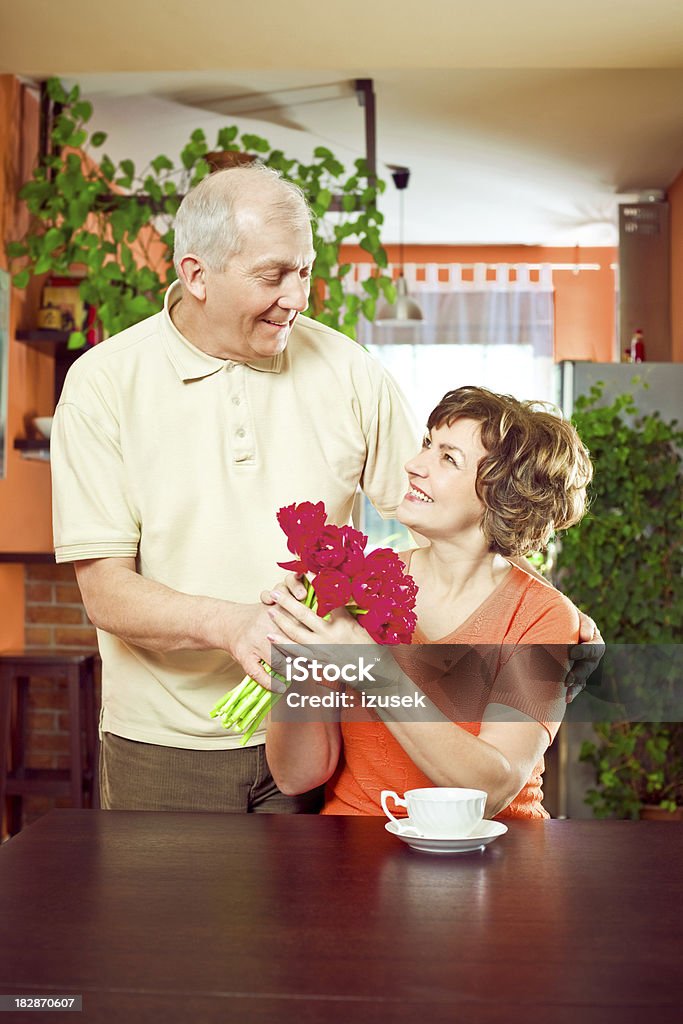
[311,568,353,617]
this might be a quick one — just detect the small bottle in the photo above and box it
[629,329,645,363]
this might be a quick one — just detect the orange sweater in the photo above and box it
[322,557,580,820]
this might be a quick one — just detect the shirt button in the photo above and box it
[232,396,241,406]
[236,428,246,438]
[225,362,235,372]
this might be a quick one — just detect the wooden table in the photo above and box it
[0,811,681,1023]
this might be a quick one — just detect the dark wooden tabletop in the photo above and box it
[0,811,681,1023]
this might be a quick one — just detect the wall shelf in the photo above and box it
[15,329,71,346]
[13,439,50,462]
[14,439,49,452]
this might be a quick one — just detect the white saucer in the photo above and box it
[385,818,508,855]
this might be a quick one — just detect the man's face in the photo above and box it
[203,205,316,362]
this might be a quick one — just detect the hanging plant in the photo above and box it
[8,78,395,347]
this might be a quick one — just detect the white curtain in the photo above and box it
[353,263,555,419]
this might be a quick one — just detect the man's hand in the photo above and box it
[75,557,287,693]
[566,612,605,703]
[226,602,287,693]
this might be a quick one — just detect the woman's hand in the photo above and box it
[260,572,308,608]
[265,584,368,648]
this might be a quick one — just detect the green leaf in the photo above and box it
[312,188,332,215]
[46,78,68,103]
[43,227,64,252]
[103,262,123,281]
[90,131,107,147]
[13,269,30,289]
[65,199,90,228]
[143,175,163,202]
[151,154,174,174]
[120,245,134,273]
[67,331,87,350]
[110,210,128,243]
[100,155,116,180]
[216,126,239,148]
[190,158,211,185]
[71,100,93,122]
[180,144,198,170]
[119,159,135,180]
[52,114,76,146]
[129,294,156,316]
[68,127,89,157]
[240,133,270,153]
[361,297,376,320]
[6,241,27,259]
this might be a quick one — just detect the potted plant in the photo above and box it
[579,722,683,819]
[554,382,683,819]
[8,77,395,348]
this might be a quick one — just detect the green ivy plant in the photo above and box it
[578,722,683,818]
[8,77,395,347]
[554,381,683,817]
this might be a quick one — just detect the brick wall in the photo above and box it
[7,564,101,832]
[25,563,97,649]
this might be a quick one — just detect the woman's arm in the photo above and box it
[262,575,344,795]
[377,716,548,818]
[265,585,560,817]
[265,718,342,796]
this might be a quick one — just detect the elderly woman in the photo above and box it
[263,386,593,820]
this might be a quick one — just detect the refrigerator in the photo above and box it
[549,361,683,818]
[557,360,683,426]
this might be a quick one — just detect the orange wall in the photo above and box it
[0,77,54,648]
[344,244,617,363]
[669,168,683,362]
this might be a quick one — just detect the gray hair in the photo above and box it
[172,164,311,277]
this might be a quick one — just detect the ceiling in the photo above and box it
[4,2,683,246]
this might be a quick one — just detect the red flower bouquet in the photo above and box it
[210,501,418,744]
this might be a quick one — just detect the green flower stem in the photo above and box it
[210,677,250,718]
[226,682,262,723]
[241,696,283,745]
[239,688,276,732]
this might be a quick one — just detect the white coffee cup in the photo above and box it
[381,787,487,838]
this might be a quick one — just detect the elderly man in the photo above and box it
[51,165,420,813]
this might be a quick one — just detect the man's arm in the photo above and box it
[74,558,285,692]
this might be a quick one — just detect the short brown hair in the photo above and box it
[427,386,593,556]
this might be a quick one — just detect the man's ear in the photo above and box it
[177,254,206,300]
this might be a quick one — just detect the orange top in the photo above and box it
[322,556,580,820]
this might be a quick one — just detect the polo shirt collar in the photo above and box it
[160,281,283,381]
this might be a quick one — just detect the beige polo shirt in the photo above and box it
[51,282,419,749]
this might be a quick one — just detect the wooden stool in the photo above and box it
[0,650,99,837]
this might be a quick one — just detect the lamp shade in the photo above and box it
[375,275,423,323]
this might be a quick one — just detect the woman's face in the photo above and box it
[397,417,488,542]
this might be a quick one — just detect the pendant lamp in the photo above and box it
[375,166,423,323]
